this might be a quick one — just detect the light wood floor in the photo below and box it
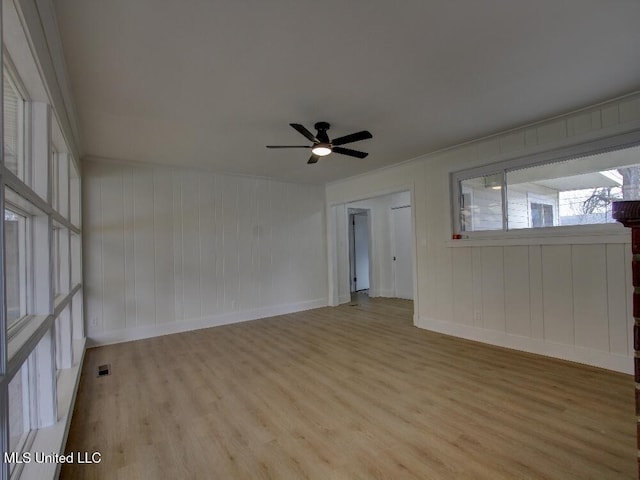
[63,296,635,479]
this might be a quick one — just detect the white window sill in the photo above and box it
[447,224,630,247]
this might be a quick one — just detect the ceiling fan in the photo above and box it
[267,122,372,164]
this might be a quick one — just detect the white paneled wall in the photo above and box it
[327,92,640,373]
[446,243,631,355]
[84,159,327,345]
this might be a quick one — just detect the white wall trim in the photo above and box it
[327,183,414,207]
[417,316,632,374]
[83,154,323,186]
[89,298,328,346]
[446,232,630,247]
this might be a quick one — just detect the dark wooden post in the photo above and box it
[612,200,640,479]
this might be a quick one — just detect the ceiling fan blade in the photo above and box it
[266,145,311,149]
[331,130,372,146]
[307,154,320,164]
[290,123,319,143]
[333,146,368,159]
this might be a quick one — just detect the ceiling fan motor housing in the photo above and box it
[314,122,331,143]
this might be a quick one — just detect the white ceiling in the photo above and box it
[53,0,640,185]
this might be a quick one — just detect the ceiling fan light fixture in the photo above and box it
[267,123,371,162]
[311,144,332,156]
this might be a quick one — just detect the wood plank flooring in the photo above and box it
[62,296,635,479]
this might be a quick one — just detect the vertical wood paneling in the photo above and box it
[181,171,202,319]
[271,180,291,303]
[312,189,327,296]
[625,245,634,356]
[537,120,567,145]
[199,175,217,317]
[292,183,307,300]
[85,160,328,338]
[83,162,104,335]
[335,204,350,303]
[606,244,629,355]
[285,184,300,302]
[221,177,240,311]
[471,248,483,327]
[528,245,544,339]
[172,172,184,321]
[255,180,271,307]
[480,247,505,331]
[541,245,573,344]
[248,179,261,308]
[100,168,125,332]
[153,170,174,324]
[503,246,530,337]
[213,175,225,311]
[572,245,608,351]
[452,248,473,325]
[499,132,525,155]
[300,184,320,301]
[237,178,256,311]
[435,246,453,322]
[132,167,156,327]
[122,167,136,327]
[601,105,619,128]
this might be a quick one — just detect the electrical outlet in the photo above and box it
[474,311,482,323]
[90,316,98,326]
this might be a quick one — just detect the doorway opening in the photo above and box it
[348,209,371,299]
[328,189,416,319]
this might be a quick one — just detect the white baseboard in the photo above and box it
[89,298,328,346]
[416,316,632,374]
[370,289,395,298]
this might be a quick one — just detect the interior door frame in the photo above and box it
[348,209,371,293]
[327,184,418,322]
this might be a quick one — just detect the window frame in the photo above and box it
[2,59,27,183]
[450,130,640,237]
[4,205,30,334]
[0,48,84,480]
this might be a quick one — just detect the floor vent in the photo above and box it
[97,364,111,377]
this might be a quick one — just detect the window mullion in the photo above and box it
[33,328,56,428]
[502,170,508,231]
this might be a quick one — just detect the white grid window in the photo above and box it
[4,209,27,328]
[3,71,24,179]
[452,138,640,234]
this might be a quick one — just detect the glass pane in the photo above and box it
[5,209,25,326]
[4,73,23,177]
[52,153,59,212]
[8,363,29,454]
[52,228,60,296]
[507,146,640,229]
[70,162,81,227]
[460,174,504,232]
